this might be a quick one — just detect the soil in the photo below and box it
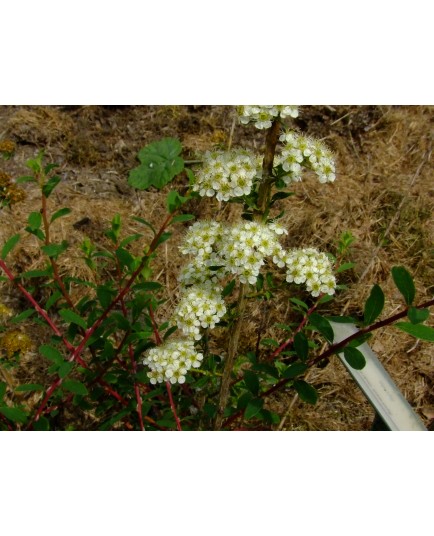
[0,105,433,430]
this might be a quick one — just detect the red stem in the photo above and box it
[266,297,322,361]
[223,297,434,429]
[166,381,182,431]
[116,259,144,431]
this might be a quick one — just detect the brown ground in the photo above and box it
[0,105,433,430]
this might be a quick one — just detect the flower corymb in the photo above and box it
[192,149,261,201]
[238,105,299,129]
[143,338,204,385]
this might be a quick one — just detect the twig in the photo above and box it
[214,283,247,430]
[166,381,182,431]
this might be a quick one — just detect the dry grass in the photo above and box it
[0,105,432,430]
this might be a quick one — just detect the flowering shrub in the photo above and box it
[0,107,433,431]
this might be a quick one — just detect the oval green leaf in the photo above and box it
[343,347,366,370]
[59,309,87,330]
[1,233,21,260]
[395,322,434,342]
[293,380,318,405]
[363,284,385,325]
[391,266,415,306]
[244,398,264,420]
[407,307,430,325]
[62,380,88,396]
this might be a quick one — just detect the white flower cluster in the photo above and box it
[283,248,336,297]
[276,132,336,185]
[179,220,288,287]
[178,220,225,285]
[172,282,227,340]
[218,221,288,285]
[193,149,261,202]
[143,338,204,385]
[238,106,299,129]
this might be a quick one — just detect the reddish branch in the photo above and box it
[1,212,175,429]
[223,297,434,429]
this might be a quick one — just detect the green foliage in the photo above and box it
[407,307,429,324]
[293,332,309,361]
[363,284,385,325]
[309,313,334,343]
[128,138,184,190]
[343,347,366,370]
[293,380,318,405]
[51,207,71,223]
[395,322,434,342]
[1,233,21,260]
[391,266,415,306]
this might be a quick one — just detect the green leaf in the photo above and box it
[50,207,71,224]
[1,233,21,260]
[170,214,196,224]
[293,332,309,361]
[33,416,50,431]
[293,380,318,405]
[63,380,88,396]
[10,308,35,323]
[25,227,45,241]
[270,191,294,205]
[391,266,415,306]
[58,362,74,379]
[243,370,260,396]
[44,163,59,174]
[154,232,172,248]
[28,211,42,230]
[336,262,356,273]
[395,322,434,342]
[42,175,61,198]
[96,286,117,309]
[343,347,366,369]
[222,279,236,298]
[0,406,28,424]
[166,190,189,213]
[363,284,385,325]
[26,152,43,173]
[407,307,430,325]
[325,315,358,324]
[98,408,131,431]
[119,234,143,247]
[15,383,44,392]
[282,362,308,379]
[0,382,6,400]
[132,216,156,236]
[244,398,264,420]
[252,363,280,379]
[309,313,334,342]
[128,138,184,190]
[45,290,63,310]
[133,281,162,291]
[41,241,69,259]
[20,268,52,279]
[39,344,64,364]
[15,175,36,184]
[261,338,279,348]
[59,309,87,330]
[115,247,135,270]
[289,297,308,311]
[347,333,372,347]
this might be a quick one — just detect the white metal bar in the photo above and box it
[329,321,427,431]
